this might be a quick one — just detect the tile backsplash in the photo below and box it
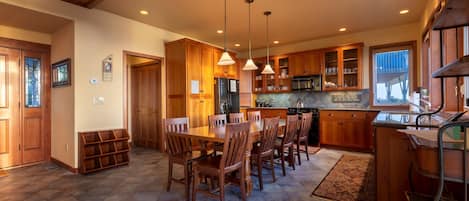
[256,89,370,108]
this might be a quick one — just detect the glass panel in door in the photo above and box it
[24,57,41,107]
[342,48,359,88]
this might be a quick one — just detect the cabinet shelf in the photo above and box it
[343,58,358,62]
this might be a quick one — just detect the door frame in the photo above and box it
[123,50,164,152]
[0,37,51,166]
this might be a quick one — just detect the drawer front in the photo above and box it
[320,111,366,120]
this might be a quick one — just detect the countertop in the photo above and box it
[372,111,443,128]
[319,108,381,112]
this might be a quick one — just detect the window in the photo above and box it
[370,42,416,107]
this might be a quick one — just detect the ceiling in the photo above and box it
[0,2,71,33]
[94,0,427,51]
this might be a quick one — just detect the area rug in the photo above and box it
[0,169,8,177]
[312,155,375,201]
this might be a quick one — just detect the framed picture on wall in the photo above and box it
[102,55,112,81]
[51,58,71,88]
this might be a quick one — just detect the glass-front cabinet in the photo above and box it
[251,56,291,93]
[323,43,363,91]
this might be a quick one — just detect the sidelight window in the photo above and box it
[24,57,41,107]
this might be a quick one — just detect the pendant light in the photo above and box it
[261,11,274,74]
[217,0,235,66]
[242,0,259,71]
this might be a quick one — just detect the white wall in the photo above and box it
[0,24,51,44]
[240,23,421,89]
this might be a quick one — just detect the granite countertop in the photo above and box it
[372,111,443,128]
[245,107,289,109]
[319,108,381,112]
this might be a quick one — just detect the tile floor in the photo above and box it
[0,148,360,201]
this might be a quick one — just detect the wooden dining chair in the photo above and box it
[164,117,196,201]
[208,114,227,128]
[275,115,298,176]
[229,112,245,123]
[296,112,312,165]
[192,122,251,201]
[251,117,279,190]
[247,111,262,122]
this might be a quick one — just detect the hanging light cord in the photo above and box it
[248,2,252,59]
[224,0,227,52]
[265,12,269,64]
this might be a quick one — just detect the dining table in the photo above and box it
[173,119,286,195]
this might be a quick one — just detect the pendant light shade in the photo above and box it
[242,0,258,71]
[261,11,274,74]
[218,52,236,65]
[218,0,235,66]
[243,59,258,70]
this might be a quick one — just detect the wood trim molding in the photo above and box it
[0,37,50,52]
[368,41,418,109]
[51,157,78,173]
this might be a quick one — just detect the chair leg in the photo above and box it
[167,160,173,192]
[257,157,264,190]
[270,154,276,183]
[219,174,225,201]
[305,140,310,161]
[184,162,190,201]
[240,167,247,201]
[296,142,302,166]
[191,168,199,201]
[289,147,296,171]
[280,148,286,176]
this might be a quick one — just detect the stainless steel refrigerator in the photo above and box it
[214,78,240,114]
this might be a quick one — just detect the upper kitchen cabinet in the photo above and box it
[165,38,214,127]
[213,48,239,79]
[289,51,322,76]
[252,56,291,93]
[322,43,363,91]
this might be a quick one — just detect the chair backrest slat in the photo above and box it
[299,113,312,138]
[229,113,245,123]
[247,111,261,122]
[164,117,190,133]
[164,117,191,155]
[221,122,250,171]
[208,114,227,128]
[259,117,280,153]
[282,115,299,146]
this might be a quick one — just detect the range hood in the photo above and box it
[432,55,469,78]
[432,0,469,30]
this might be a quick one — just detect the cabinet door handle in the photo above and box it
[352,114,357,118]
[328,113,333,117]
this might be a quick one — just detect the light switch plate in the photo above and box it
[89,79,98,85]
[93,96,105,105]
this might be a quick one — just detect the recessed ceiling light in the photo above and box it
[339,28,347,32]
[139,10,149,15]
[273,41,279,44]
[234,44,241,47]
[400,9,409,14]
[217,30,224,34]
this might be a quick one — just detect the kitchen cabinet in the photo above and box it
[252,56,291,93]
[322,43,363,91]
[289,51,322,76]
[165,38,217,127]
[213,48,239,79]
[319,110,373,150]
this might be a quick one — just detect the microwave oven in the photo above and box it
[291,75,322,91]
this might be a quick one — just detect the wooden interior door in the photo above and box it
[131,62,161,149]
[21,50,49,164]
[0,47,21,168]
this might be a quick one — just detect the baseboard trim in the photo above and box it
[51,157,78,174]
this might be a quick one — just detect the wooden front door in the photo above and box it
[131,61,161,150]
[0,47,21,167]
[0,44,50,168]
